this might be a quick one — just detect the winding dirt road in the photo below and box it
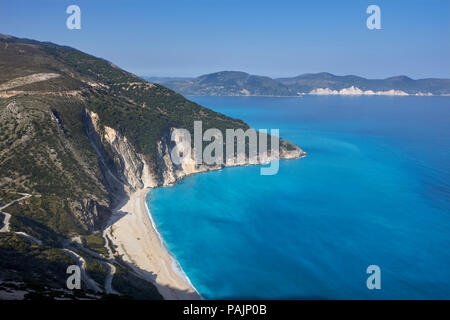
[1,192,120,295]
[0,193,31,233]
[61,248,103,293]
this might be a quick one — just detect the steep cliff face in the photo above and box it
[84,110,158,200]
[71,199,111,231]
[84,109,205,192]
[154,128,222,185]
[84,109,306,195]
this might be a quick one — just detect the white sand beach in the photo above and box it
[106,188,200,300]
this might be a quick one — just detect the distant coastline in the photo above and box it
[308,86,432,96]
[145,71,450,97]
[184,88,438,97]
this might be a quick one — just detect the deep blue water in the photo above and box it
[148,95,450,299]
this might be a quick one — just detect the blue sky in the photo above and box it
[0,0,449,78]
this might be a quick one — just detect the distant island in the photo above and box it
[143,71,450,96]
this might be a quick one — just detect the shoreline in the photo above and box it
[143,193,201,298]
[105,154,306,299]
[106,188,201,300]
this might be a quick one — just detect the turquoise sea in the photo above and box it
[147,95,450,299]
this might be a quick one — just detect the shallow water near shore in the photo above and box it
[148,95,450,299]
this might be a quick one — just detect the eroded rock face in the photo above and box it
[84,109,306,196]
[83,109,158,199]
[155,128,223,186]
[72,199,110,231]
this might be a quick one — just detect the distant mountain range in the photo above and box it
[146,71,450,96]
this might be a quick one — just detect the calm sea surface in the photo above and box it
[148,95,450,299]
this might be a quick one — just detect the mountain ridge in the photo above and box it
[157,71,293,96]
[159,71,450,96]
